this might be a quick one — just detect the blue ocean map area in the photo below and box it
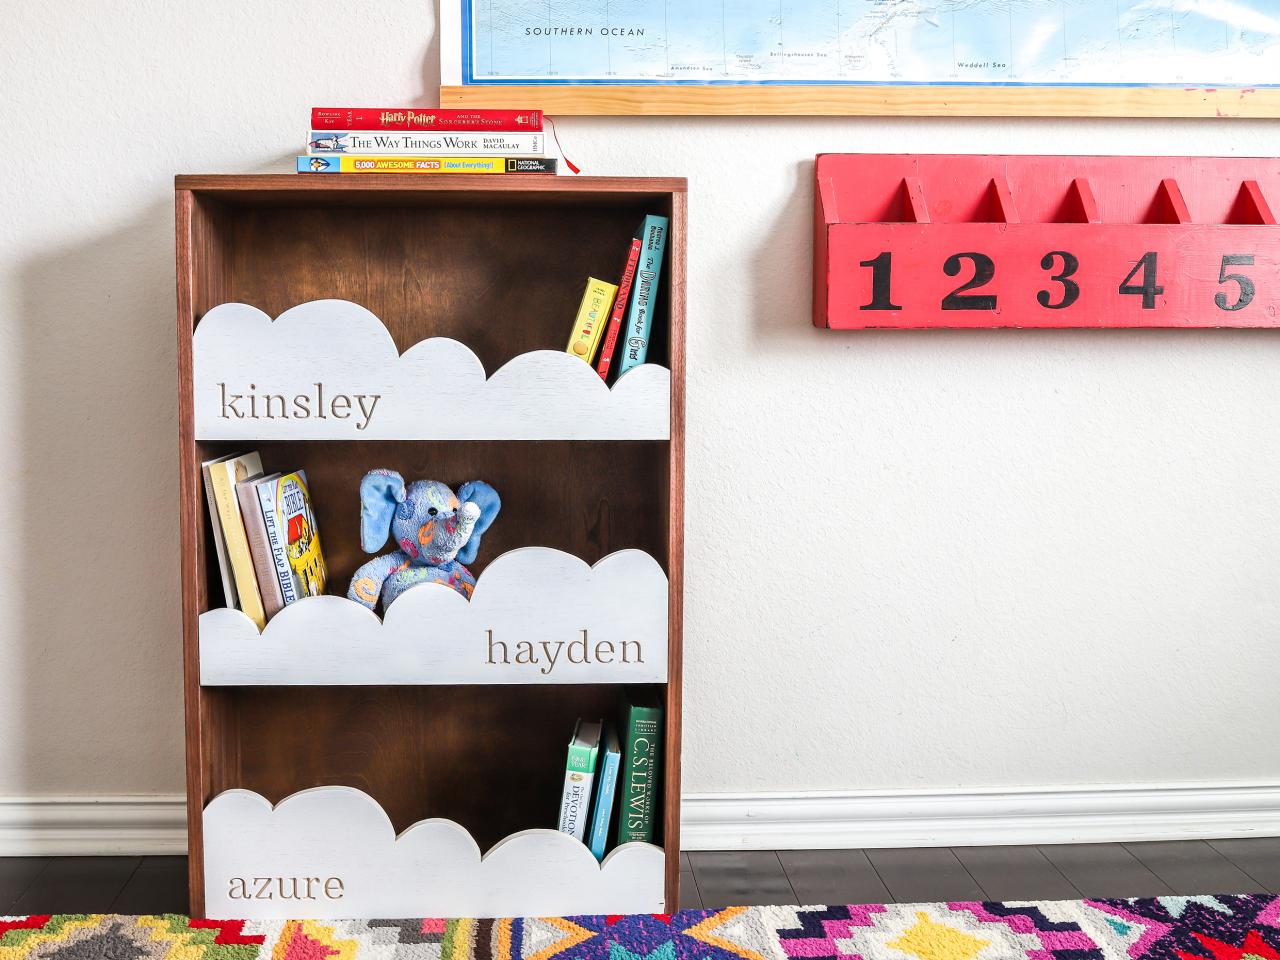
[461,0,1280,86]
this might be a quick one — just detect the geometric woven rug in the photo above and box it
[4,896,1280,960]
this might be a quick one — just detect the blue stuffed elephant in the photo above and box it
[347,469,501,611]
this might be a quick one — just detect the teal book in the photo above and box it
[615,688,664,845]
[587,724,621,861]
[556,719,602,842]
[615,215,669,378]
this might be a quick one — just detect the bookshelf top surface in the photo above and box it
[175,173,687,201]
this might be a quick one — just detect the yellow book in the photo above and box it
[206,452,266,629]
[566,277,619,365]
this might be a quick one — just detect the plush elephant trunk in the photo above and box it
[454,502,481,544]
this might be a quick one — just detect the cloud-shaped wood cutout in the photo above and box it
[203,786,665,918]
[192,300,671,440]
[200,547,668,685]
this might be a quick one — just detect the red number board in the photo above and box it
[814,154,1280,329]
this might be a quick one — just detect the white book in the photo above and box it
[307,130,546,156]
[556,719,602,843]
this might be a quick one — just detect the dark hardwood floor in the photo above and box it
[2,840,1277,915]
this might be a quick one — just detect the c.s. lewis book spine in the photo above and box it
[615,215,670,377]
[595,237,642,381]
[297,156,556,175]
[311,108,542,131]
[557,719,602,843]
[308,131,546,156]
[616,690,663,845]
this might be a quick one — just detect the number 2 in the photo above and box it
[941,253,996,310]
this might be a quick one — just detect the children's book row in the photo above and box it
[556,689,664,861]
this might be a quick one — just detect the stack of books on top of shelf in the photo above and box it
[202,450,328,629]
[297,107,558,176]
[556,689,664,861]
[566,214,669,382]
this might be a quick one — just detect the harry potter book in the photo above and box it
[311,108,542,131]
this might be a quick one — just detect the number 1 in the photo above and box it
[859,252,902,311]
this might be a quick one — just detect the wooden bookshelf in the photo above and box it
[175,174,685,918]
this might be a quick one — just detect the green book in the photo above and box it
[556,718,602,842]
[615,688,664,845]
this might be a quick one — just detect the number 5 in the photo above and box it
[1215,255,1255,312]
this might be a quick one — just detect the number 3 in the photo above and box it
[1215,255,1255,312]
[1037,251,1080,310]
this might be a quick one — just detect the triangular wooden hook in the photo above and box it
[1145,178,1192,224]
[1054,178,1101,223]
[884,177,929,223]
[1226,180,1277,225]
[973,177,1019,223]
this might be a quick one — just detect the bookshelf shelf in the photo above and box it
[194,300,671,441]
[203,786,664,919]
[177,174,685,918]
[199,547,668,686]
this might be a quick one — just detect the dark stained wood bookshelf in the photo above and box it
[175,174,685,917]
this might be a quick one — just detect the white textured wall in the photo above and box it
[2,0,1279,802]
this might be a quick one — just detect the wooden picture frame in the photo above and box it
[438,1,1280,118]
[175,174,686,918]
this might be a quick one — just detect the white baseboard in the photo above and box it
[3,783,1279,856]
[680,782,1280,850]
[0,796,187,856]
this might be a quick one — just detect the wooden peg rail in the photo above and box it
[814,154,1280,329]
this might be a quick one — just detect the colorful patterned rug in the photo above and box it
[4,897,1280,960]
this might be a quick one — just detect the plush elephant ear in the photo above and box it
[359,469,406,553]
[456,480,501,564]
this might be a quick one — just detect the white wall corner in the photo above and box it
[0,796,187,856]
[3,783,1280,856]
[680,782,1280,850]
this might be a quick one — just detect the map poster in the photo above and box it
[440,1,1280,106]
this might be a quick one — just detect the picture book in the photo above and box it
[204,451,266,629]
[237,474,285,620]
[256,471,327,602]
[566,277,618,365]
[201,453,242,609]
[557,718,602,842]
[616,215,670,378]
[587,723,621,861]
[616,688,664,845]
[595,238,642,382]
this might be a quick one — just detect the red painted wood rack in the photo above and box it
[814,154,1280,329]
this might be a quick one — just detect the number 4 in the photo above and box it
[1118,252,1164,309]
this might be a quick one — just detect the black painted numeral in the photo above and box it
[1118,252,1164,309]
[1037,251,1081,310]
[1215,255,1256,312]
[941,252,997,311]
[859,252,902,311]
